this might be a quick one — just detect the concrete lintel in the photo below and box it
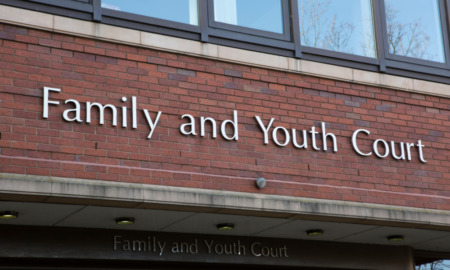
[0,173,449,230]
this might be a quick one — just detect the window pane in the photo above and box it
[415,259,450,270]
[385,0,445,63]
[213,0,283,34]
[101,0,198,26]
[298,0,376,58]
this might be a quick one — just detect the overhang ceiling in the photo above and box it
[0,201,449,254]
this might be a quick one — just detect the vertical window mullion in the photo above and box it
[281,0,292,42]
[199,0,209,42]
[373,0,387,72]
[290,0,302,58]
[441,0,450,66]
[92,0,102,22]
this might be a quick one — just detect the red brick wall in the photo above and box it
[1,23,449,210]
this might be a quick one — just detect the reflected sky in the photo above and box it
[385,0,445,62]
[298,0,376,58]
[100,0,446,62]
[101,0,198,25]
[214,0,283,33]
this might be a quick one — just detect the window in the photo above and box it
[384,0,445,63]
[101,0,199,26]
[415,259,450,270]
[213,0,284,33]
[6,0,450,84]
[298,0,376,58]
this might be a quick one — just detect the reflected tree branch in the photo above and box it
[385,3,432,60]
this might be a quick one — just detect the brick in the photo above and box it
[0,23,448,211]
[39,38,61,48]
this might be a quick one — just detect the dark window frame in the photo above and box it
[0,0,95,21]
[1,0,450,84]
[28,0,92,12]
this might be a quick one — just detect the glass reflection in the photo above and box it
[416,259,450,270]
[101,0,199,26]
[214,0,284,33]
[384,0,445,63]
[298,0,376,58]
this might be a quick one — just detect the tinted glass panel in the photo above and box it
[416,259,450,270]
[101,0,199,25]
[213,0,283,33]
[385,0,445,63]
[298,0,376,58]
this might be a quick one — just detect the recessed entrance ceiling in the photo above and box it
[0,201,449,253]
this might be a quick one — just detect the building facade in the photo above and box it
[0,0,449,269]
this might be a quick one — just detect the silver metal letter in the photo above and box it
[321,122,338,152]
[417,140,427,163]
[86,102,117,126]
[255,116,274,145]
[132,96,137,129]
[373,139,389,158]
[43,87,60,119]
[180,114,197,136]
[200,117,217,138]
[63,99,82,122]
[351,129,372,156]
[272,126,290,147]
[221,110,239,141]
[390,141,405,160]
[143,110,162,139]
